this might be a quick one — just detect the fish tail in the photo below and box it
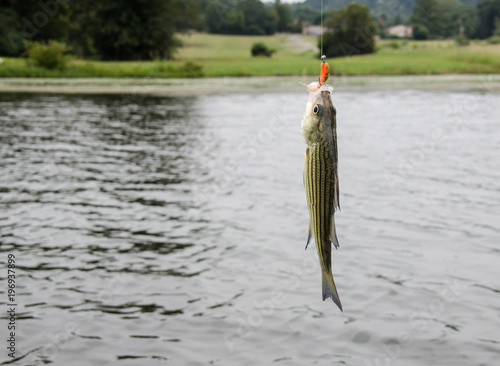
[322,270,343,312]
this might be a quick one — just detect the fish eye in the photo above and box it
[313,104,321,115]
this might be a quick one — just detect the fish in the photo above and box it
[301,82,342,311]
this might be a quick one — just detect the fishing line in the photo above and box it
[320,0,323,57]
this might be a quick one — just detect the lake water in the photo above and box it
[0,85,499,366]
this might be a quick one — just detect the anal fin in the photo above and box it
[330,215,340,249]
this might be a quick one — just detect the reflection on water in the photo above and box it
[0,89,499,366]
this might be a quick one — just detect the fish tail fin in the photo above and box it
[322,270,343,312]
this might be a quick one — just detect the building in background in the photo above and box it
[385,24,413,38]
[302,25,324,37]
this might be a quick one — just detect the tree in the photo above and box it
[0,0,71,56]
[495,16,500,36]
[425,0,476,38]
[0,0,200,60]
[410,0,446,37]
[203,1,235,34]
[409,0,478,38]
[293,6,321,25]
[322,3,376,58]
[446,1,477,38]
[203,0,275,35]
[0,7,20,56]
[238,0,276,35]
[476,0,500,38]
[300,0,415,22]
[73,0,199,60]
[392,14,403,25]
[413,24,430,39]
[275,0,292,32]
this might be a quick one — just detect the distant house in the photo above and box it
[385,25,413,38]
[302,25,325,37]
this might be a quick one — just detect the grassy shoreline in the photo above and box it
[2,75,499,96]
[1,33,500,78]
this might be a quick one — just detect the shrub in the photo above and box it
[288,23,303,34]
[487,36,500,44]
[24,40,71,70]
[389,41,401,49]
[182,61,203,75]
[387,34,401,40]
[455,35,470,47]
[251,42,275,57]
[413,25,429,40]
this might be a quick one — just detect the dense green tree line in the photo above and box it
[0,0,499,60]
[305,0,499,40]
[322,0,499,58]
[0,0,306,59]
[302,0,416,21]
[409,0,500,39]
[198,0,305,35]
[0,0,199,59]
[201,0,276,35]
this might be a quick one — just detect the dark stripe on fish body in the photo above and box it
[315,147,323,265]
[318,145,323,249]
[311,147,319,261]
[320,145,326,250]
[321,147,329,269]
[310,146,321,264]
[320,142,329,269]
[309,144,320,268]
[307,141,334,271]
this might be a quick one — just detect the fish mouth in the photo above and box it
[301,124,313,131]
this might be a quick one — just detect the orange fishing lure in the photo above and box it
[319,55,329,83]
[300,55,330,92]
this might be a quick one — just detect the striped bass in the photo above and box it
[301,82,342,311]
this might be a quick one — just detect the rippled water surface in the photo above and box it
[0,88,499,366]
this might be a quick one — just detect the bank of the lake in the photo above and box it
[1,74,500,96]
[1,34,500,78]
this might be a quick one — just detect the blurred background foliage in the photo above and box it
[322,3,376,58]
[0,0,499,60]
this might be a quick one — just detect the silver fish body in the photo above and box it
[301,83,342,311]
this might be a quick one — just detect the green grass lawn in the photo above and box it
[1,33,499,78]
